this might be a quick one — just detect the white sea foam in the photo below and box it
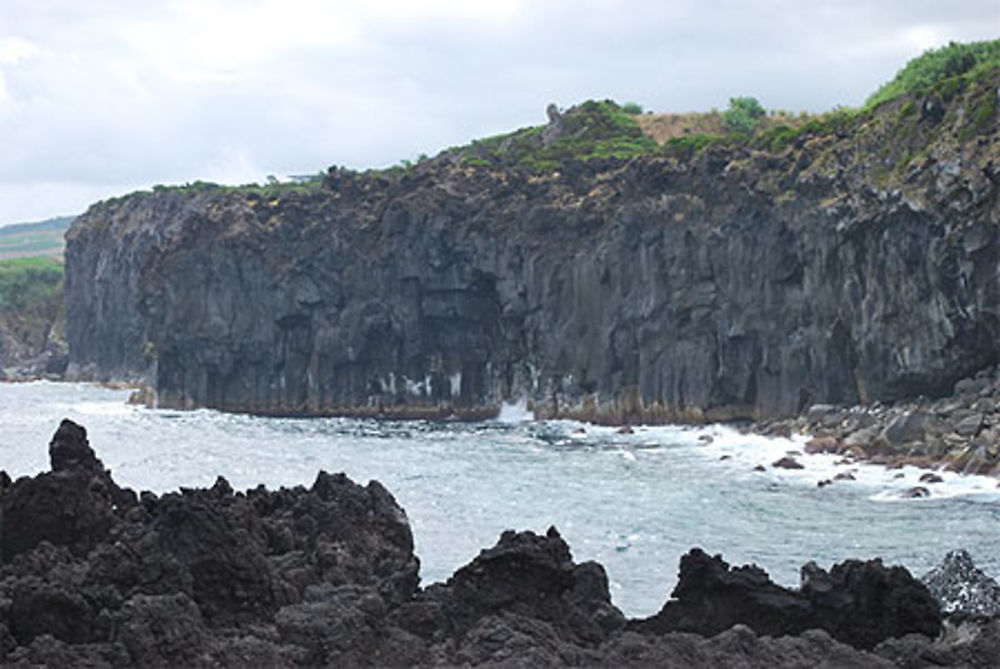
[71,401,136,416]
[7,381,1000,618]
[670,423,1000,502]
[496,398,535,423]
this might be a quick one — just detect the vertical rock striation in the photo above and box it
[65,83,1000,421]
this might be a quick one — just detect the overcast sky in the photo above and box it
[0,1,996,226]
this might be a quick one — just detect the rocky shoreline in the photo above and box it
[118,358,1000,486]
[1,420,1000,666]
[750,364,1000,484]
[12,360,1000,488]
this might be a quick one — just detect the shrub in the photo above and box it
[723,96,766,135]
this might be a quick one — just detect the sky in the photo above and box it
[0,1,997,227]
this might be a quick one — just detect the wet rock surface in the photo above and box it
[2,420,999,666]
[756,364,1000,475]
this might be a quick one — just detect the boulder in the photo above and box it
[953,413,985,437]
[805,405,846,428]
[800,558,942,650]
[772,456,805,469]
[883,411,930,445]
[804,435,840,454]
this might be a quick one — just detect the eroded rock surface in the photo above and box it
[1,420,995,667]
[632,548,941,650]
[64,76,1000,425]
[922,550,1000,616]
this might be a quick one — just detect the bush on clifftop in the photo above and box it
[866,38,1000,109]
[722,96,767,135]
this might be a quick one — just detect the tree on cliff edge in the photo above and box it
[723,96,766,134]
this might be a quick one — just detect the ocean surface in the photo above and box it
[4,381,1000,617]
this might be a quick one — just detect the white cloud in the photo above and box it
[0,36,40,64]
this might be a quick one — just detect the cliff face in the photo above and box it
[65,81,1000,421]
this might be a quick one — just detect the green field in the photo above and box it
[0,215,74,260]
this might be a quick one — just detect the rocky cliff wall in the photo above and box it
[65,82,1000,421]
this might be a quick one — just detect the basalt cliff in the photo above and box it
[64,72,1000,422]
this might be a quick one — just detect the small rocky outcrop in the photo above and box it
[631,548,941,650]
[922,550,1000,616]
[2,420,997,666]
[772,456,804,469]
[1,419,132,561]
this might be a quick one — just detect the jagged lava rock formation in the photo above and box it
[922,549,1000,616]
[0,420,971,666]
[64,75,999,422]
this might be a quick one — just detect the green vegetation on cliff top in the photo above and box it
[458,99,659,170]
[97,37,999,202]
[865,39,1000,109]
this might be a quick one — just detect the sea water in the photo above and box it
[3,381,1000,617]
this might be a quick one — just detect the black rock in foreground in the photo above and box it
[0,420,995,667]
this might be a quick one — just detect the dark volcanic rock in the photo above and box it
[0,420,981,666]
[1,419,131,561]
[633,549,811,638]
[800,557,942,650]
[0,420,419,666]
[772,455,805,469]
[922,550,1000,616]
[48,418,103,474]
[63,76,1000,422]
[632,549,941,650]
[403,527,626,649]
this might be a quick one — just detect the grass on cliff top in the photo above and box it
[865,38,1000,109]
[91,39,1000,202]
[455,99,659,170]
[0,257,63,313]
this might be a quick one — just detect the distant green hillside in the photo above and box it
[0,215,75,260]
